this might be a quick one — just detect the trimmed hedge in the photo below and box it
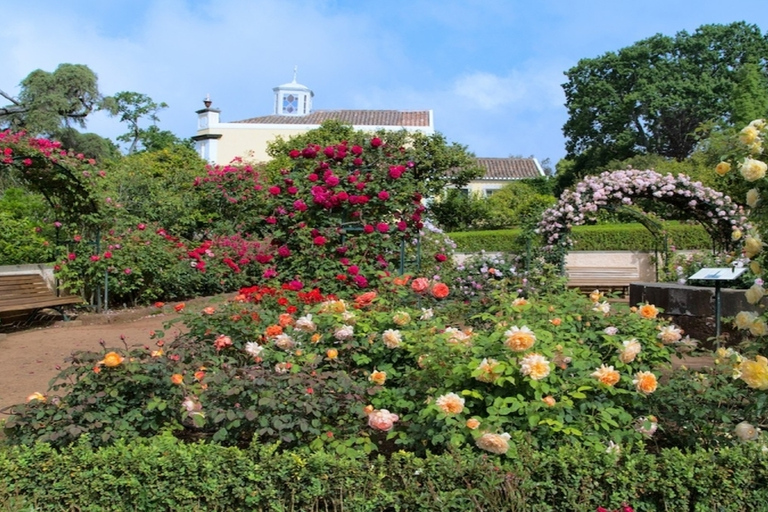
[2,433,767,511]
[449,222,713,253]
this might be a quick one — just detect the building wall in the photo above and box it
[198,125,310,164]
[465,180,507,197]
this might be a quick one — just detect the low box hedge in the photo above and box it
[2,433,767,511]
[449,222,713,253]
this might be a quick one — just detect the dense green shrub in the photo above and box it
[1,434,767,511]
[449,222,713,253]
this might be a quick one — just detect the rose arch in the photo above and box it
[538,169,750,264]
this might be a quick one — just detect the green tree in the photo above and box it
[106,91,169,154]
[560,22,768,191]
[731,62,768,127]
[100,145,208,238]
[0,63,103,136]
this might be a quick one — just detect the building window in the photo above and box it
[283,94,298,114]
[484,189,497,197]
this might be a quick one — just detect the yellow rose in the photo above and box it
[739,355,768,390]
[750,319,768,337]
[745,236,764,258]
[26,392,46,403]
[750,261,762,275]
[747,189,760,208]
[740,158,767,182]
[740,125,760,145]
[732,229,743,241]
[749,119,767,130]
[715,161,731,176]
[735,311,757,330]
[746,284,765,305]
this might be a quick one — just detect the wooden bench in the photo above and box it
[0,274,83,323]
[566,266,641,297]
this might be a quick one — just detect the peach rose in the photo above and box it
[411,277,430,293]
[475,432,511,454]
[202,306,215,315]
[435,392,465,414]
[368,409,399,431]
[466,418,481,429]
[591,364,620,386]
[633,371,658,394]
[171,374,184,385]
[369,369,387,386]
[504,326,536,351]
[326,348,338,360]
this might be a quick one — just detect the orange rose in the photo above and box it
[549,318,562,326]
[355,291,378,308]
[194,370,206,382]
[638,304,659,319]
[431,282,449,299]
[393,275,411,286]
[265,324,283,337]
[174,303,186,312]
[326,348,338,360]
[154,301,165,308]
[102,351,124,368]
[171,374,184,385]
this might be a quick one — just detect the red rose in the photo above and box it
[370,137,383,148]
[313,236,327,246]
[376,222,389,233]
[378,190,390,201]
[363,225,374,234]
[289,149,301,159]
[435,253,447,262]
[268,186,281,195]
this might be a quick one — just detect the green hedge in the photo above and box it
[449,222,713,253]
[2,433,767,511]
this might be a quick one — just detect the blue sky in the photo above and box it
[2,1,766,166]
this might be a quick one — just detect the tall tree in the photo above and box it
[560,22,768,189]
[0,63,103,136]
[105,91,168,154]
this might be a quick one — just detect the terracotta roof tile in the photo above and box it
[234,110,431,127]
[475,157,543,180]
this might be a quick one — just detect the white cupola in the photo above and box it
[273,67,313,116]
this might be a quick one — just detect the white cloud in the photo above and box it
[452,65,565,112]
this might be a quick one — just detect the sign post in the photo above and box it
[688,267,747,342]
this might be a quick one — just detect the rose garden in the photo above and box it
[1,120,768,511]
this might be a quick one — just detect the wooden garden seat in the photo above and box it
[0,273,83,321]
[566,266,640,297]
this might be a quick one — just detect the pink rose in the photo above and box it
[313,236,327,246]
[376,222,389,233]
[411,277,429,293]
[268,186,281,195]
[368,409,398,431]
[363,224,374,234]
[378,190,390,201]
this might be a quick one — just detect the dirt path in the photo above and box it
[0,310,184,413]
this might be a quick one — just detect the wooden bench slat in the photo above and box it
[0,273,82,318]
